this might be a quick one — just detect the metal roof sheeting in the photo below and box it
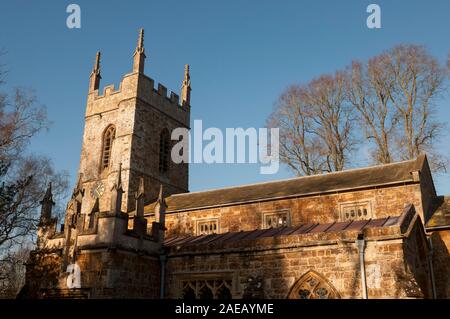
[165,216,400,247]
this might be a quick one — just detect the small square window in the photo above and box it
[340,201,372,221]
[263,210,290,229]
[197,219,219,235]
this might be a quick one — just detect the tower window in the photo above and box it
[101,125,116,172]
[159,129,170,174]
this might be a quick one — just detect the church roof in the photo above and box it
[164,204,421,253]
[144,155,429,214]
[426,196,450,229]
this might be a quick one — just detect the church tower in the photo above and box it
[77,29,190,216]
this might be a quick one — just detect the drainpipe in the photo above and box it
[159,254,166,299]
[427,237,437,299]
[355,233,368,299]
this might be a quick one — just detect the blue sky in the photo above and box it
[0,0,449,194]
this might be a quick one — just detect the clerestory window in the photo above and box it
[340,201,372,221]
[197,219,219,235]
[263,210,290,229]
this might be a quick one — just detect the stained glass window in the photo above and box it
[288,271,340,299]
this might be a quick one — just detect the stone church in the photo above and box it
[20,29,450,299]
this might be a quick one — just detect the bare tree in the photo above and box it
[268,72,357,175]
[267,85,325,175]
[270,44,448,175]
[0,87,47,163]
[0,59,69,297]
[348,45,449,170]
[0,156,69,253]
[387,45,448,170]
[0,246,31,298]
[347,56,398,164]
[302,72,356,172]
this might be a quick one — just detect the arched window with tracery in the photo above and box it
[287,270,340,299]
[182,284,196,300]
[159,129,170,174]
[198,283,214,299]
[216,283,232,299]
[101,125,116,172]
[181,280,232,299]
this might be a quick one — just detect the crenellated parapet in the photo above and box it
[78,28,191,216]
[86,72,190,127]
[36,168,165,256]
[23,169,166,298]
[136,75,190,127]
[85,28,190,128]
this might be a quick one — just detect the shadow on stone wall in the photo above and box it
[430,232,449,298]
[16,249,62,299]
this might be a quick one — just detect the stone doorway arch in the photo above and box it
[287,270,341,299]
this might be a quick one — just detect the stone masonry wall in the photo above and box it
[430,230,450,298]
[79,70,190,215]
[151,184,424,237]
[165,228,429,299]
[20,248,161,299]
[127,95,189,211]
[418,161,437,223]
[79,74,138,215]
[19,250,63,298]
[401,221,433,298]
[72,249,161,298]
